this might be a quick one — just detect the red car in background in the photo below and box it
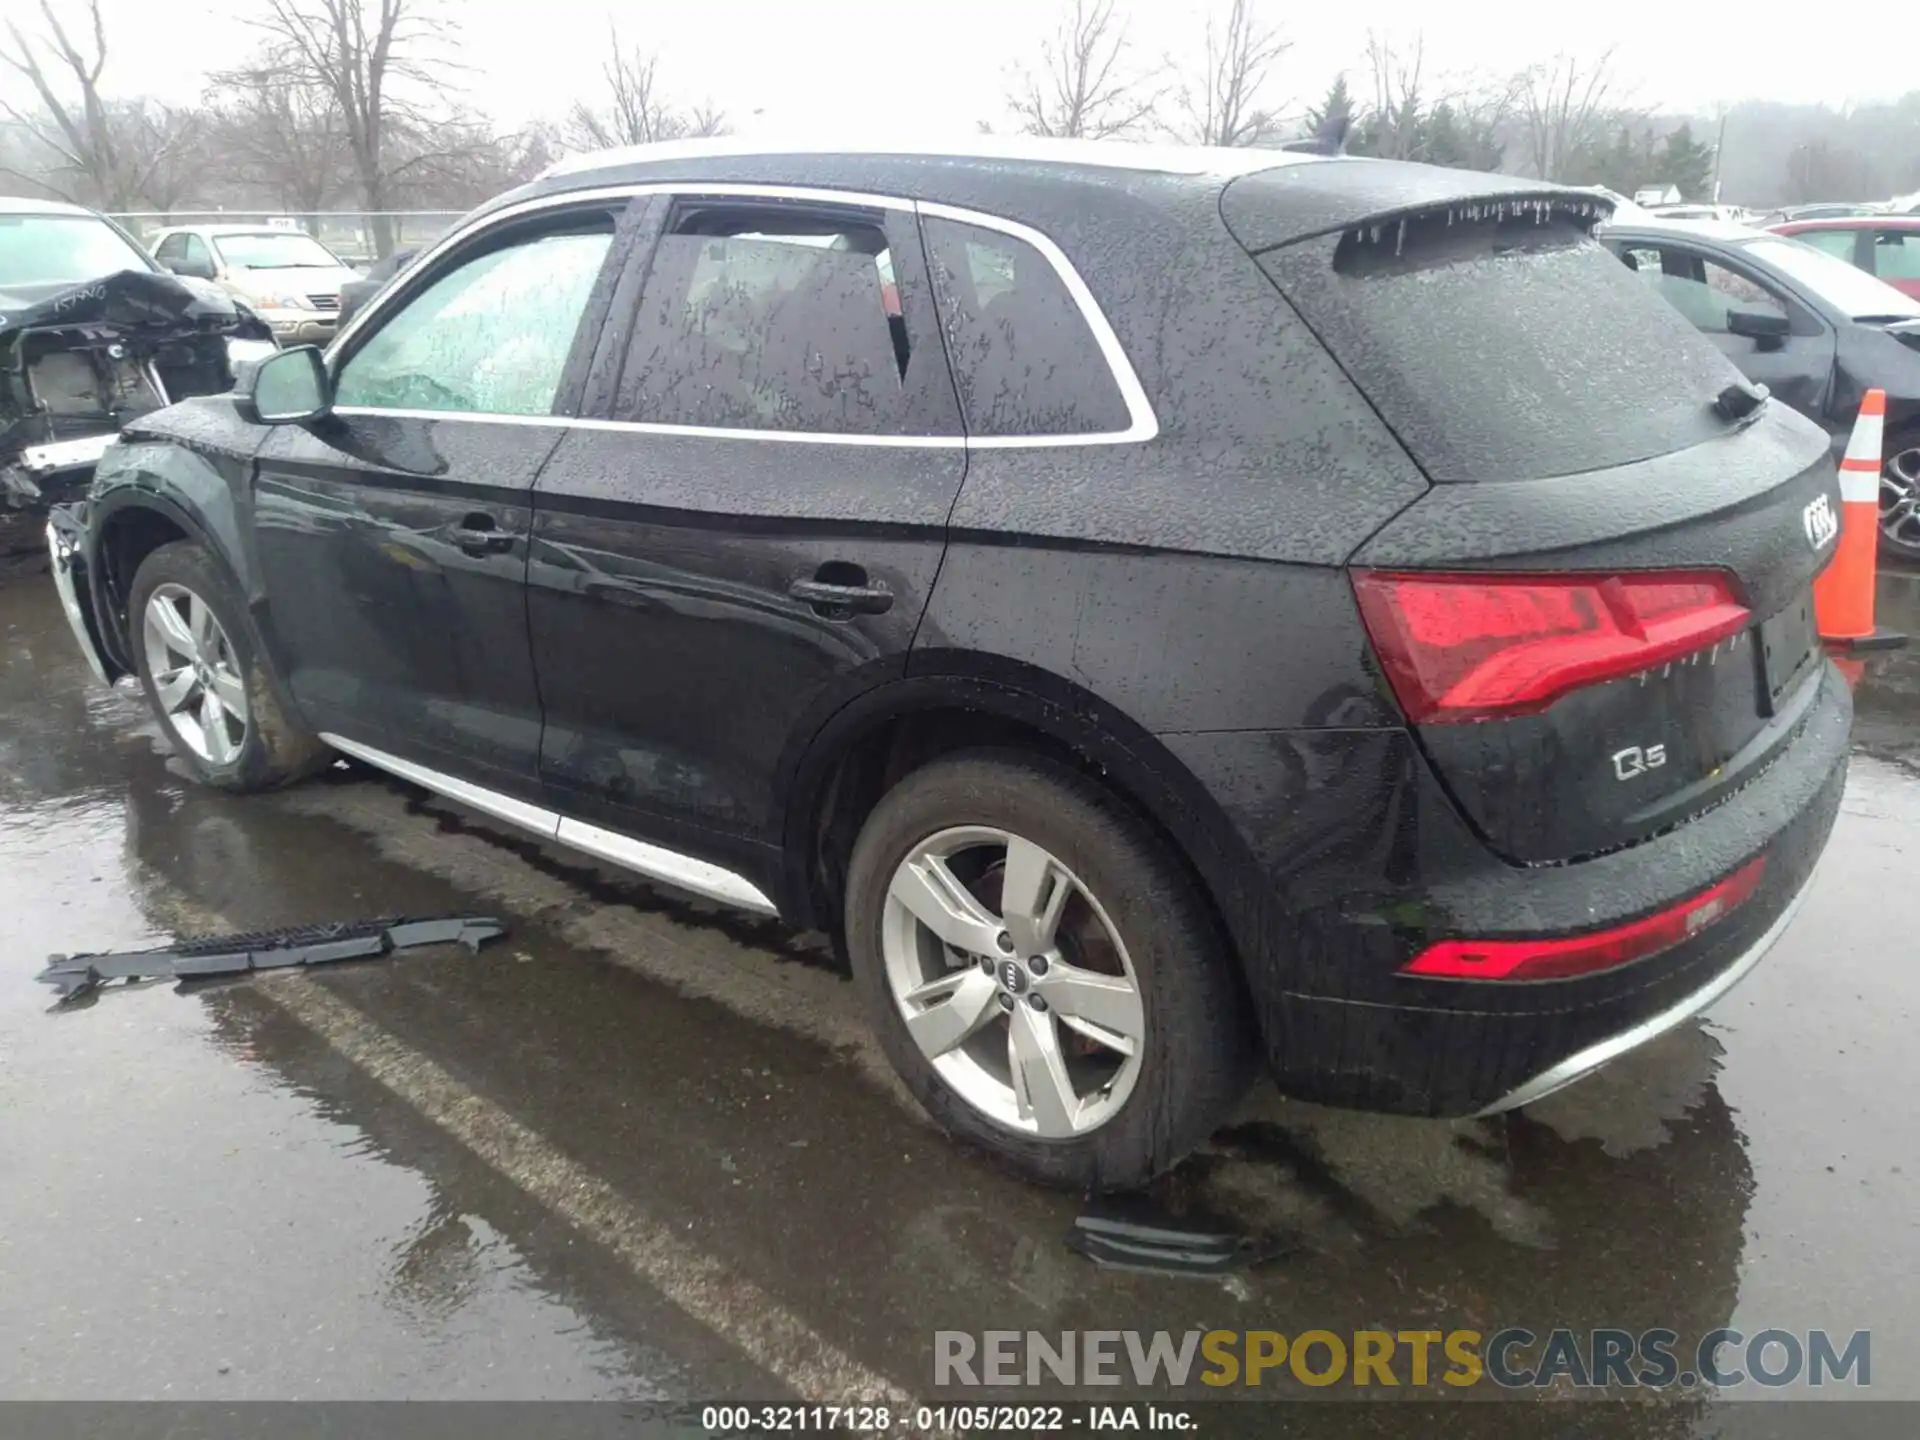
[1769,216,1920,300]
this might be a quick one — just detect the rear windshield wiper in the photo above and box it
[1712,380,1770,424]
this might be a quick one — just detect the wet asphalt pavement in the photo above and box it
[4,567,1920,1433]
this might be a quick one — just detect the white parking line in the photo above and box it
[261,975,913,1405]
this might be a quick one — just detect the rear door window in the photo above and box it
[1255,214,1744,482]
[614,204,932,436]
[921,216,1132,438]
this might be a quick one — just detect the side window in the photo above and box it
[615,206,913,435]
[1797,229,1860,263]
[183,235,212,273]
[921,216,1131,437]
[335,219,613,417]
[1639,248,1780,334]
[1873,231,1920,282]
[154,234,184,265]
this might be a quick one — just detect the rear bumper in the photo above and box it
[1175,661,1852,1117]
[1470,861,1816,1114]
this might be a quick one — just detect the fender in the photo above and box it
[80,407,309,740]
[86,471,239,675]
[773,651,1269,971]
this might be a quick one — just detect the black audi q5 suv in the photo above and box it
[48,137,1850,1187]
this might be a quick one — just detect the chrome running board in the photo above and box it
[317,732,779,916]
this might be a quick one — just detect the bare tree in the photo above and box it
[1360,30,1426,161]
[563,26,728,152]
[1,0,203,209]
[207,68,351,218]
[246,0,459,256]
[1518,50,1622,182]
[1006,0,1160,140]
[1166,0,1288,147]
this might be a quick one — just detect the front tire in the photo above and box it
[844,750,1257,1189]
[128,540,329,792]
[1881,426,1920,562]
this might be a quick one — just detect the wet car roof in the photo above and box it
[538,134,1325,181]
[0,195,103,218]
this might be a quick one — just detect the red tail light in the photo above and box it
[1401,856,1768,982]
[1351,570,1750,723]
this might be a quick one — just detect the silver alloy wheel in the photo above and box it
[1883,445,1920,552]
[141,582,249,766]
[880,825,1147,1138]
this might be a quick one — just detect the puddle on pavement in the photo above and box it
[6,568,1920,1411]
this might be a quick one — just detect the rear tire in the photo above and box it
[128,541,330,792]
[844,749,1257,1189]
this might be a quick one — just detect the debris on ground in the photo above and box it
[1067,1198,1294,1278]
[37,915,506,1004]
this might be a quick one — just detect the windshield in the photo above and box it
[0,213,154,288]
[211,231,344,270]
[1744,236,1920,318]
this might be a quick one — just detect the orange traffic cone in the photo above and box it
[1813,389,1906,651]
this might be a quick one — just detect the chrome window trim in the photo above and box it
[319,732,779,916]
[325,182,1157,451]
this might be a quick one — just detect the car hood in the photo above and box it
[226,264,360,295]
[0,268,250,341]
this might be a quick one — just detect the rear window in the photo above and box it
[922,216,1131,438]
[1255,213,1742,482]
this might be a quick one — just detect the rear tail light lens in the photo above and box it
[1400,855,1768,982]
[1351,569,1750,723]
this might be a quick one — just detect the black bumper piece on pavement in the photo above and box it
[39,916,507,1004]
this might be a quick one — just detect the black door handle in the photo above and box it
[790,574,894,616]
[450,513,514,556]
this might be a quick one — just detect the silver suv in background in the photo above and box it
[149,225,359,345]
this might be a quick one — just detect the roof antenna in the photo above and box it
[1279,112,1350,157]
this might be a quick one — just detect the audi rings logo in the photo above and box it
[999,959,1028,994]
[1803,493,1839,551]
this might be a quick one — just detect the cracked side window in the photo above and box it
[336,222,612,417]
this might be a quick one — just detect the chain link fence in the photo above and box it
[105,211,465,266]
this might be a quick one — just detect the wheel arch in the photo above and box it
[89,489,231,673]
[774,655,1264,983]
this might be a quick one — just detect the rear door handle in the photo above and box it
[789,577,894,616]
[450,513,515,556]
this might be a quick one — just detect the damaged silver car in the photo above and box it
[1,197,278,559]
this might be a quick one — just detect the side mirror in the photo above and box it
[168,256,216,281]
[238,345,332,424]
[1727,303,1791,349]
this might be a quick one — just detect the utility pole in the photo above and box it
[1711,107,1729,202]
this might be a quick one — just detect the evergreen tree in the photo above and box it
[1656,122,1716,200]
[1304,74,1356,138]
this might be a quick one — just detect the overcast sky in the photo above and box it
[49,0,1918,136]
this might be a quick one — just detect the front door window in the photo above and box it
[335,222,613,417]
